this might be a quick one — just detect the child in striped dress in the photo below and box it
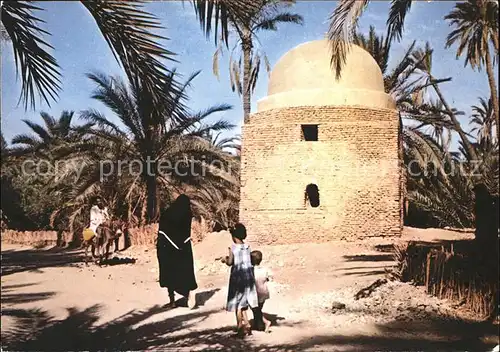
[222,223,258,337]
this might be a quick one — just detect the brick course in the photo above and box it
[240,105,402,244]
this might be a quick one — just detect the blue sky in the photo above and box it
[1,1,495,148]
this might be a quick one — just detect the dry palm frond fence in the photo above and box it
[1,230,72,247]
[1,219,211,247]
[127,220,210,246]
[393,241,499,319]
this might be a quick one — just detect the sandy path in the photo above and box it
[1,228,498,351]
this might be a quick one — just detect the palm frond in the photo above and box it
[86,72,144,141]
[404,127,477,228]
[82,1,178,105]
[192,103,233,121]
[0,132,8,160]
[354,25,390,74]
[192,119,235,138]
[39,112,57,133]
[263,54,272,73]
[470,95,494,145]
[248,53,261,92]
[21,120,51,142]
[384,40,416,92]
[57,111,74,138]
[0,20,9,42]
[191,0,261,45]
[328,0,369,79]
[229,57,243,95]
[159,70,198,126]
[1,1,61,109]
[444,0,498,70]
[386,0,413,42]
[79,109,126,139]
[10,134,39,147]
[212,43,223,80]
[253,12,303,31]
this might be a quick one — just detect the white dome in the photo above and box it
[257,39,395,111]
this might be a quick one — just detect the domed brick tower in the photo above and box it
[239,39,403,244]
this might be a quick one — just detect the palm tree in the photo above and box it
[10,111,92,157]
[211,0,303,122]
[328,1,499,132]
[354,27,496,232]
[189,182,240,230]
[50,136,145,236]
[2,128,63,230]
[204,131,240,153]
[470,96,495,148]
[404,128,476,228]
[445,0,499,143]
[353,27,458,148]
[404,109,498,229]
[353,26,390,75]
[9,111,93,212]
[75,71,235,223]
[1,1,177,110]
[352,26,426,105]
[354,27,455,220]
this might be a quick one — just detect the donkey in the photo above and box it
[82,219,126,265]
[102,219,126,259]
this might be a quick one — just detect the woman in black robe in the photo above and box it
[473,184,498,250]
[157,194,198,308]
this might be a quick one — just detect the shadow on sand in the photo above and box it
[1,299,497,351]
[343,254,394,262]
[1,246,140,276]
[339,250,394,278]
[1,283,56,305]
[170,288,221,309]
[1,247,84,276]
[2,242,498,351]
[1,303,300,351]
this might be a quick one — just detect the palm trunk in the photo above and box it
[478,48,499,256]
[140,195,147,226]
[431,82,493,247]
[242,32,252,123]
[146,174,157,223]
[145,153,157,224]
[398,113,406,228]
[484,47,500,144]
[433,79,498,252]
[432,82,480,163]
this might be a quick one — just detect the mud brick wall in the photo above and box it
[1,229,72,246]
[128,220,209,246]
[1,220,209,247]
[240,105,402,245]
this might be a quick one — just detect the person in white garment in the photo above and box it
[250,250,273,333]
[89,197,108,237]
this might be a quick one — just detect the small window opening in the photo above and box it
[301,124,318,141]
[305,183,320,208]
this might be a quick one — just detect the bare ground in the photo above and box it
[1,227,498,351]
